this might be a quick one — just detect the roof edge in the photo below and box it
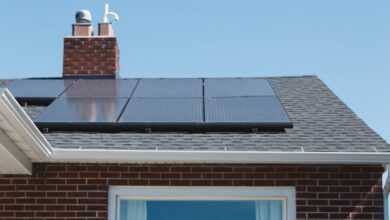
[51,149,390,165]
[0,89,52,161]
[0,86,388,169]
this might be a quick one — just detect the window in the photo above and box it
[109,186,296,220]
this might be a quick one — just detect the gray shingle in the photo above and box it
[22,75,388,152]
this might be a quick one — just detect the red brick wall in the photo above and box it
[63,37,120,78]
[0,163,384,220]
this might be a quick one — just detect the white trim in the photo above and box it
[52,148,390,164]
[383,165,390,220]
[0,130,31,174]
[383,165,389,192]
[0,89,52,159]
[0,89,52,174]
[108,186,296,220]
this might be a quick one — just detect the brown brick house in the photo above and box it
[0,8,389,220]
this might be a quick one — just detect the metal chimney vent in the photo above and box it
[75,10,92,24]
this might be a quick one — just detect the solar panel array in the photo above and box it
[7,78,292,131]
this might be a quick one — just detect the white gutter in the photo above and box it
[383,165,390,220]
[51,149,390,164]
[383,165,390,192]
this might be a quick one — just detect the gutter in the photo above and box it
[383,164,390,192]
[51,149,390,164]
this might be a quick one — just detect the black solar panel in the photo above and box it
[33,77,293,131]
[205,97,291,125]
[7,79,74,103]
[36,97,127,124]
[133,79,202,98]
[202,78,292,128]
[119,98,203,123]
[62,79,137,98]
[205,78,274,97]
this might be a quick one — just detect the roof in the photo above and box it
[6,75,387,153]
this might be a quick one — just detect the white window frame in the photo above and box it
[108,186,296,220]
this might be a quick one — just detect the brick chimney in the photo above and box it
[63,10,120,78]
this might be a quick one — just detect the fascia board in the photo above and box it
[51,149,390,164]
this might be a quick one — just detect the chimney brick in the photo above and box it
[63,37,120,78]
[72,24,93,37]
[98,23,115,36]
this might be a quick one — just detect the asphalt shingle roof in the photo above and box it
[4,75,388,152]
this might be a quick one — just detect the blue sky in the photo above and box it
[0,0,389,142]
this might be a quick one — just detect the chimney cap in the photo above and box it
[75,10,92,24]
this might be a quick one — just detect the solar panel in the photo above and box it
[119,98,203,123]
[205,78,275,97]
[36,97,127,124]
[31,77,292,131]
[203,78,292,129]
[7,79,74,102]
[205,96,291,127]
[62,79,138,98]
[133,79,202,98]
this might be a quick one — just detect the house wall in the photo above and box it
[0,163,384,220]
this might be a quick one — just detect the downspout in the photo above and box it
[383,164,389,220]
